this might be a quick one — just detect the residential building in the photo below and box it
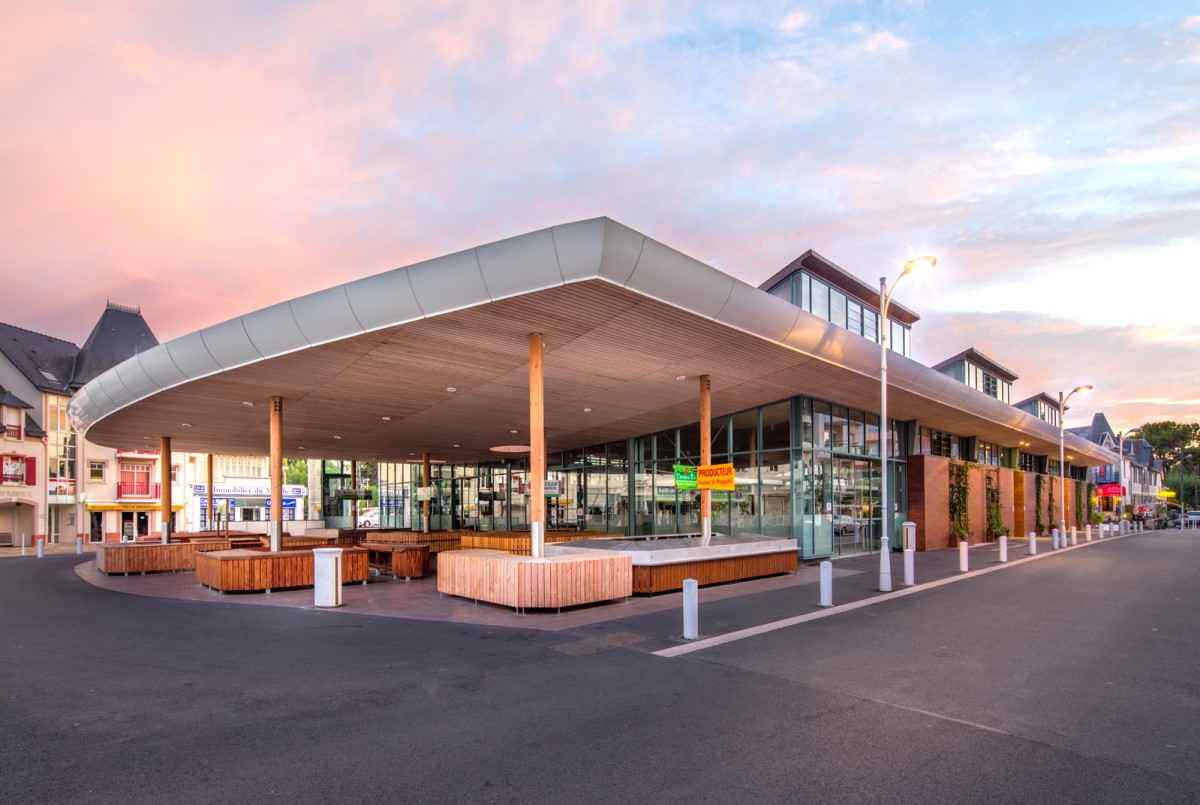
[1068,413,1165,520]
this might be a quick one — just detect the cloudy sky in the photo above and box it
[4,1,1198,431]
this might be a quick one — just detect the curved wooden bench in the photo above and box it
[437,549,631,610]
[95,542,223,575]
[195,548,369,593]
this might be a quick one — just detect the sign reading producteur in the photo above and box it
[696,463,735,491]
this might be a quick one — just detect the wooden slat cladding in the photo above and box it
[195,548,369,592]
[95,542,215,574]
[459,531,609,556]
[359,542,429,579]
[437,549,632,609]
[630,551,797,594]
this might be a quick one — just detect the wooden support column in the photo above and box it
[159,436,172,544]
[206,454,214,530]
[699,374,712,541]
[351,460,358,527]
[529,333,546,558]
[421,452,431,534]
[269,397,283,551]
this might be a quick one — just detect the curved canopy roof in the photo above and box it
[71,217,1116,467]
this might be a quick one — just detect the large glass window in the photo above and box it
[847,301,862,335]
[731,453,758,534]
[830,406,848,453]
[760,451,790,537]
[731,409,759,454]
[800,272,811,311]
[863,309,878,342]
[810,278,829,320]
[830,290,847,329]
[814,401,831,450]
[762,401,790,451]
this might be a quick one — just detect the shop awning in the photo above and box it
[86,502,186,512]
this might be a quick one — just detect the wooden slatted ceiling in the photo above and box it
[86,279,1098,465]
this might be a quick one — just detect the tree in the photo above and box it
[284,458,309,486]
[1138,421,1199,472]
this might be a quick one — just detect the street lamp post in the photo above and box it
[878,255,936,592]
[1116,428,1141,527]
[1058,385,1093,534]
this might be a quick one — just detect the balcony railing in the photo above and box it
[1,472,24,484]
[117,481,160,498]
[2,425,20,439]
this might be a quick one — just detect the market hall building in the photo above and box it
[69,217,1117,562]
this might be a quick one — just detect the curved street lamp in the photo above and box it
[878,255,936,592]
[1116,427,1141,526]
[1058,384,1093,535]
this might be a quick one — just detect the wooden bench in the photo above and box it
[95,542,214,575]
[437,549,632,611]
[195,548,369,593]
[360,541,430,580]
[256,535,338,551]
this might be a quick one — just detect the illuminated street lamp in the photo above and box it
[878,255,936,592]
[1116,428,1141,525]
[1058,385,1093,534]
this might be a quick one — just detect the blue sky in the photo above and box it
[4,1,1199,429]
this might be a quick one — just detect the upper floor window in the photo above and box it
[2,454,34,485]
[771,270,909,356]
[2,406,21,440]
[88,461,106,482]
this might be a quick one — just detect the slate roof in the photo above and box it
[23,414,45,439]
[0,303,158,394]
[0,386,33,409]
[0,322,79,393]
[72,303,159,388]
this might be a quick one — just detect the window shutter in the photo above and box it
[25,456,37,486]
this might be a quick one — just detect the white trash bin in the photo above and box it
[313,548,344,608]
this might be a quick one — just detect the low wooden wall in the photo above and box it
[631,550,797,595]
[256,535,338,551]
[362,530,463,554]
[437,549,632,609]
[195,548,369,592]
[95,541,230,574]
[459,531,608,556]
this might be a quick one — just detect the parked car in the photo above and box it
[357,507,380,528]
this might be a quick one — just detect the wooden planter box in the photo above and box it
[195,548,369,593]
[630,550,798,594]
[360,541,430,579]
[458,531,608,556]
[437,549,632,610]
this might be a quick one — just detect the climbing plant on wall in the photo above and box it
[1075,480,1086,529]
[986,473,1004,540]
[1035,473,1045,534]
[1047,475,1056,532]
[949,461,970,542]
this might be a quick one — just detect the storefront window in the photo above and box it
[731,453,758,534]
[760,451,790,537]
[731,409,758,454]
[762,402,790,451]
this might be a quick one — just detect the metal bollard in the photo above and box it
[903,548,915,586]
[1028,531,1037,556]
[878,535,892,592]
[819,561,833,607]
[75,536,82,555]
[958,540,969,572]
[999,534,1008,563]
[1071,527,1078,546]
[682,578,699,640]
[36,537,44,559]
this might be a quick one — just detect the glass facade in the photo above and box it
[766,270,911,356]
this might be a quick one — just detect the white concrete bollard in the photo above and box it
[20,533,26,557]
[959,540,969,572]
[1071,527,1078,546]
[75,536,83,555]
[819,561,833,607]
[1051,528,1059,550]
[999,534,1008,563]
[682,578,699,640]
[312,547,344,608]
[903,548,915,586]
[878,535,892,592]
[160,523,170,545]
[36,537,44,559]
[1085,524,1092,542]
[1028,531,1037,556]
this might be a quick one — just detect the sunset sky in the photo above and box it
[5,2,1198,432]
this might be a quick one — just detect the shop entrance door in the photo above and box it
[90,512,104,542]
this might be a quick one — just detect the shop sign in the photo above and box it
[1157,489,1177,499]
[673,464,697,490]
[1096,483,1125,497]
[697,463,735,491]
[544,478,563,496]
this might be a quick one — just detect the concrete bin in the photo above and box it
[313,548,344,608]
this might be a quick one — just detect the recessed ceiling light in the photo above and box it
[583,407,593,413]
[452,443,461,448]
[509,429,519,435]
[241,401,254,407]
[445,386,457,393]
[674,375,687,382]
[332,435,342,440]
[408,451,415,456]
[180,422,193,428]
[381,416,392,422]
[298,446,307,451]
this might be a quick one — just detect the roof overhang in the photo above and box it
[71,218,1117,468]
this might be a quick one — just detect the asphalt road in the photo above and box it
[2,531,1198,804]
